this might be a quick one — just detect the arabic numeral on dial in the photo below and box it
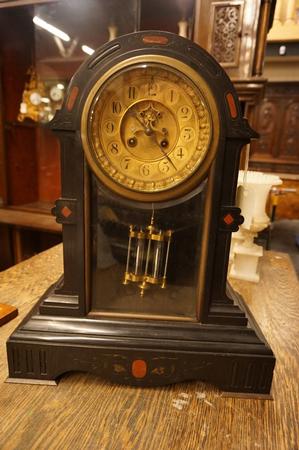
[104,121,115,135]
[178,105,192,120]
[109,142,119,155]
[174,146,186,160]
[112,101,122,114]
[159,160,170,173]
[121,157,131,170]
[181,127,195,142]
[140,164,150,176]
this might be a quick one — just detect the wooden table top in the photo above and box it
[0,245,298,450]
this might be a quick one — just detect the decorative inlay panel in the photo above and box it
[220,206,244,232]
[209,1,244,67]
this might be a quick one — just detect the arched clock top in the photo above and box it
[50,31,256,142]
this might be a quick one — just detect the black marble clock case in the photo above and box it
[6,31,275,395]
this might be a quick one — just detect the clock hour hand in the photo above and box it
[129,110,152,135]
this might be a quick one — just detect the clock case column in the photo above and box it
[6,31,275,395]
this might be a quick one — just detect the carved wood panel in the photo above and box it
[194,0,262,79]
[209,1,244,67]
[253,100,277,157]
[250,82,299,174]
[279,102,299,161]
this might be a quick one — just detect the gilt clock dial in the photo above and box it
[82,56,219,202]
[29,91,42,106]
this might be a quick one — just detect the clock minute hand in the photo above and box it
[149,132,177,171]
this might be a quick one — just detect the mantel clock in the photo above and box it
[6,31,275,395]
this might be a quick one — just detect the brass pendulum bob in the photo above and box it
[123,215,172,296]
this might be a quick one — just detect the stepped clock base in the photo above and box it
[7,342,275,395]
[6,284,275,396]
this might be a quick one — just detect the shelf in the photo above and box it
[265,56,299,63]
[5,121,40,129]
[0,204,61,233]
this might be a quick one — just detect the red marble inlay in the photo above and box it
[61,206,72,218]
[132,359,147,379]
[226,92,238,119]
[224,213,234,225]
[142,35,169,45]
[67,86,79,112]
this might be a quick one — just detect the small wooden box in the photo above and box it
[0,304,18,326]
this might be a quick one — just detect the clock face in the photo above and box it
[50,86,63,102]
[82,56,219,202]
[29,91,42,106]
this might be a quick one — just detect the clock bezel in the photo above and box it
[81,54,220,203]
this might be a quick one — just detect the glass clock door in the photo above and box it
[90,175,207,320]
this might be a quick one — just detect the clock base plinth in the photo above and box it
[6,284,275,396]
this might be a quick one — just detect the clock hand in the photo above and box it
[129,110,152,135]
[128,109,177,170]
[149,131,178,171]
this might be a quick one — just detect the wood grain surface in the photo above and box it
[0,208,61,232]
[0,245,298,450]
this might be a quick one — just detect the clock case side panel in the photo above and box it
[38,131,86,317]
[200,137,251,325]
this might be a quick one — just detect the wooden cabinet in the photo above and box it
[0,0,139,268]
[250,82,299,174]
[194,0,274,80]
[194,0,259,78]
[193,0,276,159]
[249,81,299,220]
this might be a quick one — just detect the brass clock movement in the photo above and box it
[7,31,275,395]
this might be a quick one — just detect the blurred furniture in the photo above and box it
[250,82,299,174]
[249,0,299,219]
[249,81,299,219]
[194,0,276,113]
[0,0,139,268]
[0,205,61,263]
[267,0,299,42]
[1,244,298,449]
[272,179,299,220]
